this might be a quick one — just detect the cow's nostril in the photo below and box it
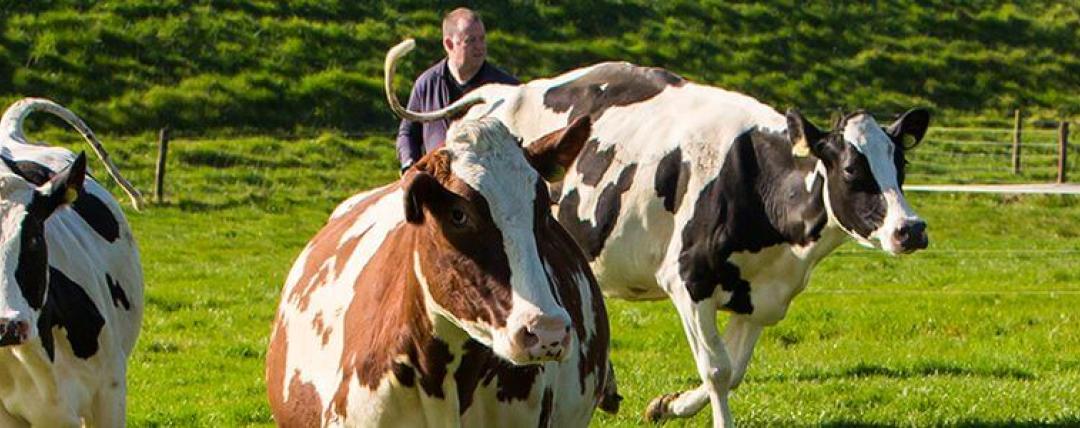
[0,320,27,346]
[514,327,539,349]
[896,221,928,251]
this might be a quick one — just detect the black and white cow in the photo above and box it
[386,39,930,427]
[0,98,144,426]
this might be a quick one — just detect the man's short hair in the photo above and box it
[442,7,482,38]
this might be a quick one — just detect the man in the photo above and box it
[395,7,519,172]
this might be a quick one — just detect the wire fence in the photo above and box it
[907,118,1076,185]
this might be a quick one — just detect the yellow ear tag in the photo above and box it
[792,138,811,157]
[64,187,79,204]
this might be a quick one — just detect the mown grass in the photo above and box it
[30,129,1080,426]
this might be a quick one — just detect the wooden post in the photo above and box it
[1011,109,1022,174]
[155,127,169,203]
[1059,121,1069,184]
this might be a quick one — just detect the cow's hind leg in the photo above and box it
[598,360,622,414]
[89,370,126,428]
[645,285,733,427]
[724,315,764,391]
[645,315,766,423]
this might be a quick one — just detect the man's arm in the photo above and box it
[395,79,427,172]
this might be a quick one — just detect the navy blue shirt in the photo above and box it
[396,59,519,169]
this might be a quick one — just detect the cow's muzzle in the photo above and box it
[0,319,30,346]
[509,314,572,363]
[894,220,928,253]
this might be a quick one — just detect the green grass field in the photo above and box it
[34,130,1080,426]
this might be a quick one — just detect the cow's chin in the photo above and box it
[492,334,567,366]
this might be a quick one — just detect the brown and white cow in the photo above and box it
[0,98,144,426]
[385,39,930,427]
[266,115,615,427]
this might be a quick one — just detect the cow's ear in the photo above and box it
[401,170,446,224]
[786,109,829,159]
[33,152,85,220]
[524,116,592,182]
[887,108,930,150]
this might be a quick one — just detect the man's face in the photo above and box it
[444,19,487,75]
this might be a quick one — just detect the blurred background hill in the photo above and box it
[1,0,1077,135]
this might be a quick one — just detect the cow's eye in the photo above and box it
[842,165,858,181]
[450,208,468,227]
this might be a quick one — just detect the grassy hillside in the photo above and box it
[2,1,1078,134]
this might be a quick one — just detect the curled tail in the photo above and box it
[1,98,144,210]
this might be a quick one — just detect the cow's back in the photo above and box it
[498,65,789,298]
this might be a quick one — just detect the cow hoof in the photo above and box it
[644,391,681,423]
[599,391,622,414]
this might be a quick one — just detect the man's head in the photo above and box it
[442,7,487,82]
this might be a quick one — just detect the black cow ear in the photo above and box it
[524,116,592,182]
[34,152,85,219]
[1,156,22,176]
[786,109,828,159]
[887,108,931,150]
[401,170,440,224]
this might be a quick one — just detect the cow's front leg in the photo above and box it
[646,286,733,427]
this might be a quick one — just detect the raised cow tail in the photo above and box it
[0,98,144,210]
[384,38,484,122]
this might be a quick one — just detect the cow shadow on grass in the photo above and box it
[755,362,1034,383]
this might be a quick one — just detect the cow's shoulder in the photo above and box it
[677,128,826,308]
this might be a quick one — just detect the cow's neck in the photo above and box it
[740,128,829,248]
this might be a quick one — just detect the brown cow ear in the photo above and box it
[524,116,592,182]
[402,171,439,224]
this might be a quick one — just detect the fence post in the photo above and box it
[1059,121,1069,184]
[155,126,170,203]
[1011,109,1022,174]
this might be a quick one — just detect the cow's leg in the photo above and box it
[598,360,622,414]
[646,287,733,427]
[724,315,764,391]
[90,369,127,428]
[645,316,764,422]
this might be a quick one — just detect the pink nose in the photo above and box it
[511,315,572,361]
[0,319,29,346]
